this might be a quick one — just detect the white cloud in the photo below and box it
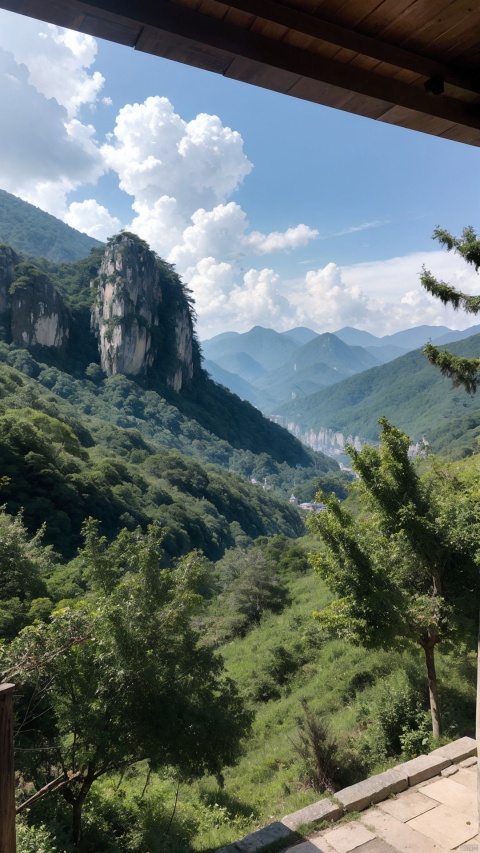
[230,268,291,326]
[169,203,248,271]
[102,97,252,219]
[3,16,466,342]
[65,199,121,240]
[283,250,480,338]
[191,262,292,338]
[0,46,104,216]
[246,224,318,254]
[0,11,106,116]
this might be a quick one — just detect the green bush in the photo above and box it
[16,818,60,853]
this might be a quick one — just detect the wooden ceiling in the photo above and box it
[3,0,480,145]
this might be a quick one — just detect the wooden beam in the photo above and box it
[2,0,480,138]
[13,0,479,95]
[215,0,480,95]
[76,0,480,129]
[0,684,15,853]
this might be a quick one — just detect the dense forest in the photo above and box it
[0,189,102,262]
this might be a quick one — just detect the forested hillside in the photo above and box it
[277,333,480,452]
[0,189,102,262]
[0,234,349,565]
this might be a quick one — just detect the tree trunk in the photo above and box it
[423,639,442,738]
[71,796,85,846]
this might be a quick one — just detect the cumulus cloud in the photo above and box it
[0,11,106,116]
[0,46,104,216]
[65,199,121,240]
[281,250,480,339]
[169,203,248,271]
[102,97,252,218]
[246,224,318,254]
[4,15,462,341]
[190,262,292,337]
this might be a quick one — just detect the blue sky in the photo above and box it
[0,9,479,338]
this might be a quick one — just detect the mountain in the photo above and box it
[254,332,382,410]
[333,326,382,347]
[0,234,351,560]
[203,326,385,412]
[334,323,479,353]
[217,351,266,383]
[275,333,480,452]
[365,343,408,363]
[434,324,480,345]
[203,358,275,409]
[202,325,298,372]
[280,326,319,345]
[382,325,453,349]
[0,188,102,262]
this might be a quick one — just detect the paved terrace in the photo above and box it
[219,737,480,853]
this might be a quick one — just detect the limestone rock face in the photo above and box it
[171,307,194,391]
[92,234,194,389]
[10,265,69,351]
[0,245,18,314]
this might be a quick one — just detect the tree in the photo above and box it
[420,224,480,816]
[1,521,252,844]
[421,226,480,392]
[0,507,54,639]
[308,418,478,739]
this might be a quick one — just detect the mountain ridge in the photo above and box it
[0,187,102,262]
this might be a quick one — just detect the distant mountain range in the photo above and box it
[202,323,480,416]
[276,333,480,457]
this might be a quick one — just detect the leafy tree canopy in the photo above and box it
[2,521,252,844]
[308,418,480,738]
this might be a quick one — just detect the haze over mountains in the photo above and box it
[202,323,480,420]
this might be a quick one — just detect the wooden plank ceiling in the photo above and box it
[3,0,480,145]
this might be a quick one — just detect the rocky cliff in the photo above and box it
[0,245,17,314]
[0,235,196,391]
[10,263,70,351]
[0,253,70,351]
[269,416,364,458]
[91,233,194,390]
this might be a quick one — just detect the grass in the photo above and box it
[46,565,476,853]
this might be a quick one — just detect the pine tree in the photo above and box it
[421,226,480,392]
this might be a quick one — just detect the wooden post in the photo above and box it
[477,617,480,824]
[0,684,15,853]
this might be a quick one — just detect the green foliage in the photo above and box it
[4,526,252,842]
[291,700,339,792]
[208,546,290,640]
[278,334,480,446]
[308,418,480,737]
[16,817,60,853]
[0,189,101,263]
[0,508,54,638]
[421,226,480,392]
[355,667,429,766]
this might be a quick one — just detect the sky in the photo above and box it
[0,9,479,340]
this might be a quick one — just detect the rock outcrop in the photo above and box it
[0,245,17,314]
[269,417,364,457]
[10,264,70,351]
[0,235,196,391]
[91,233,194,390]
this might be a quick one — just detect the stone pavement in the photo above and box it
[284,758,479,853]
